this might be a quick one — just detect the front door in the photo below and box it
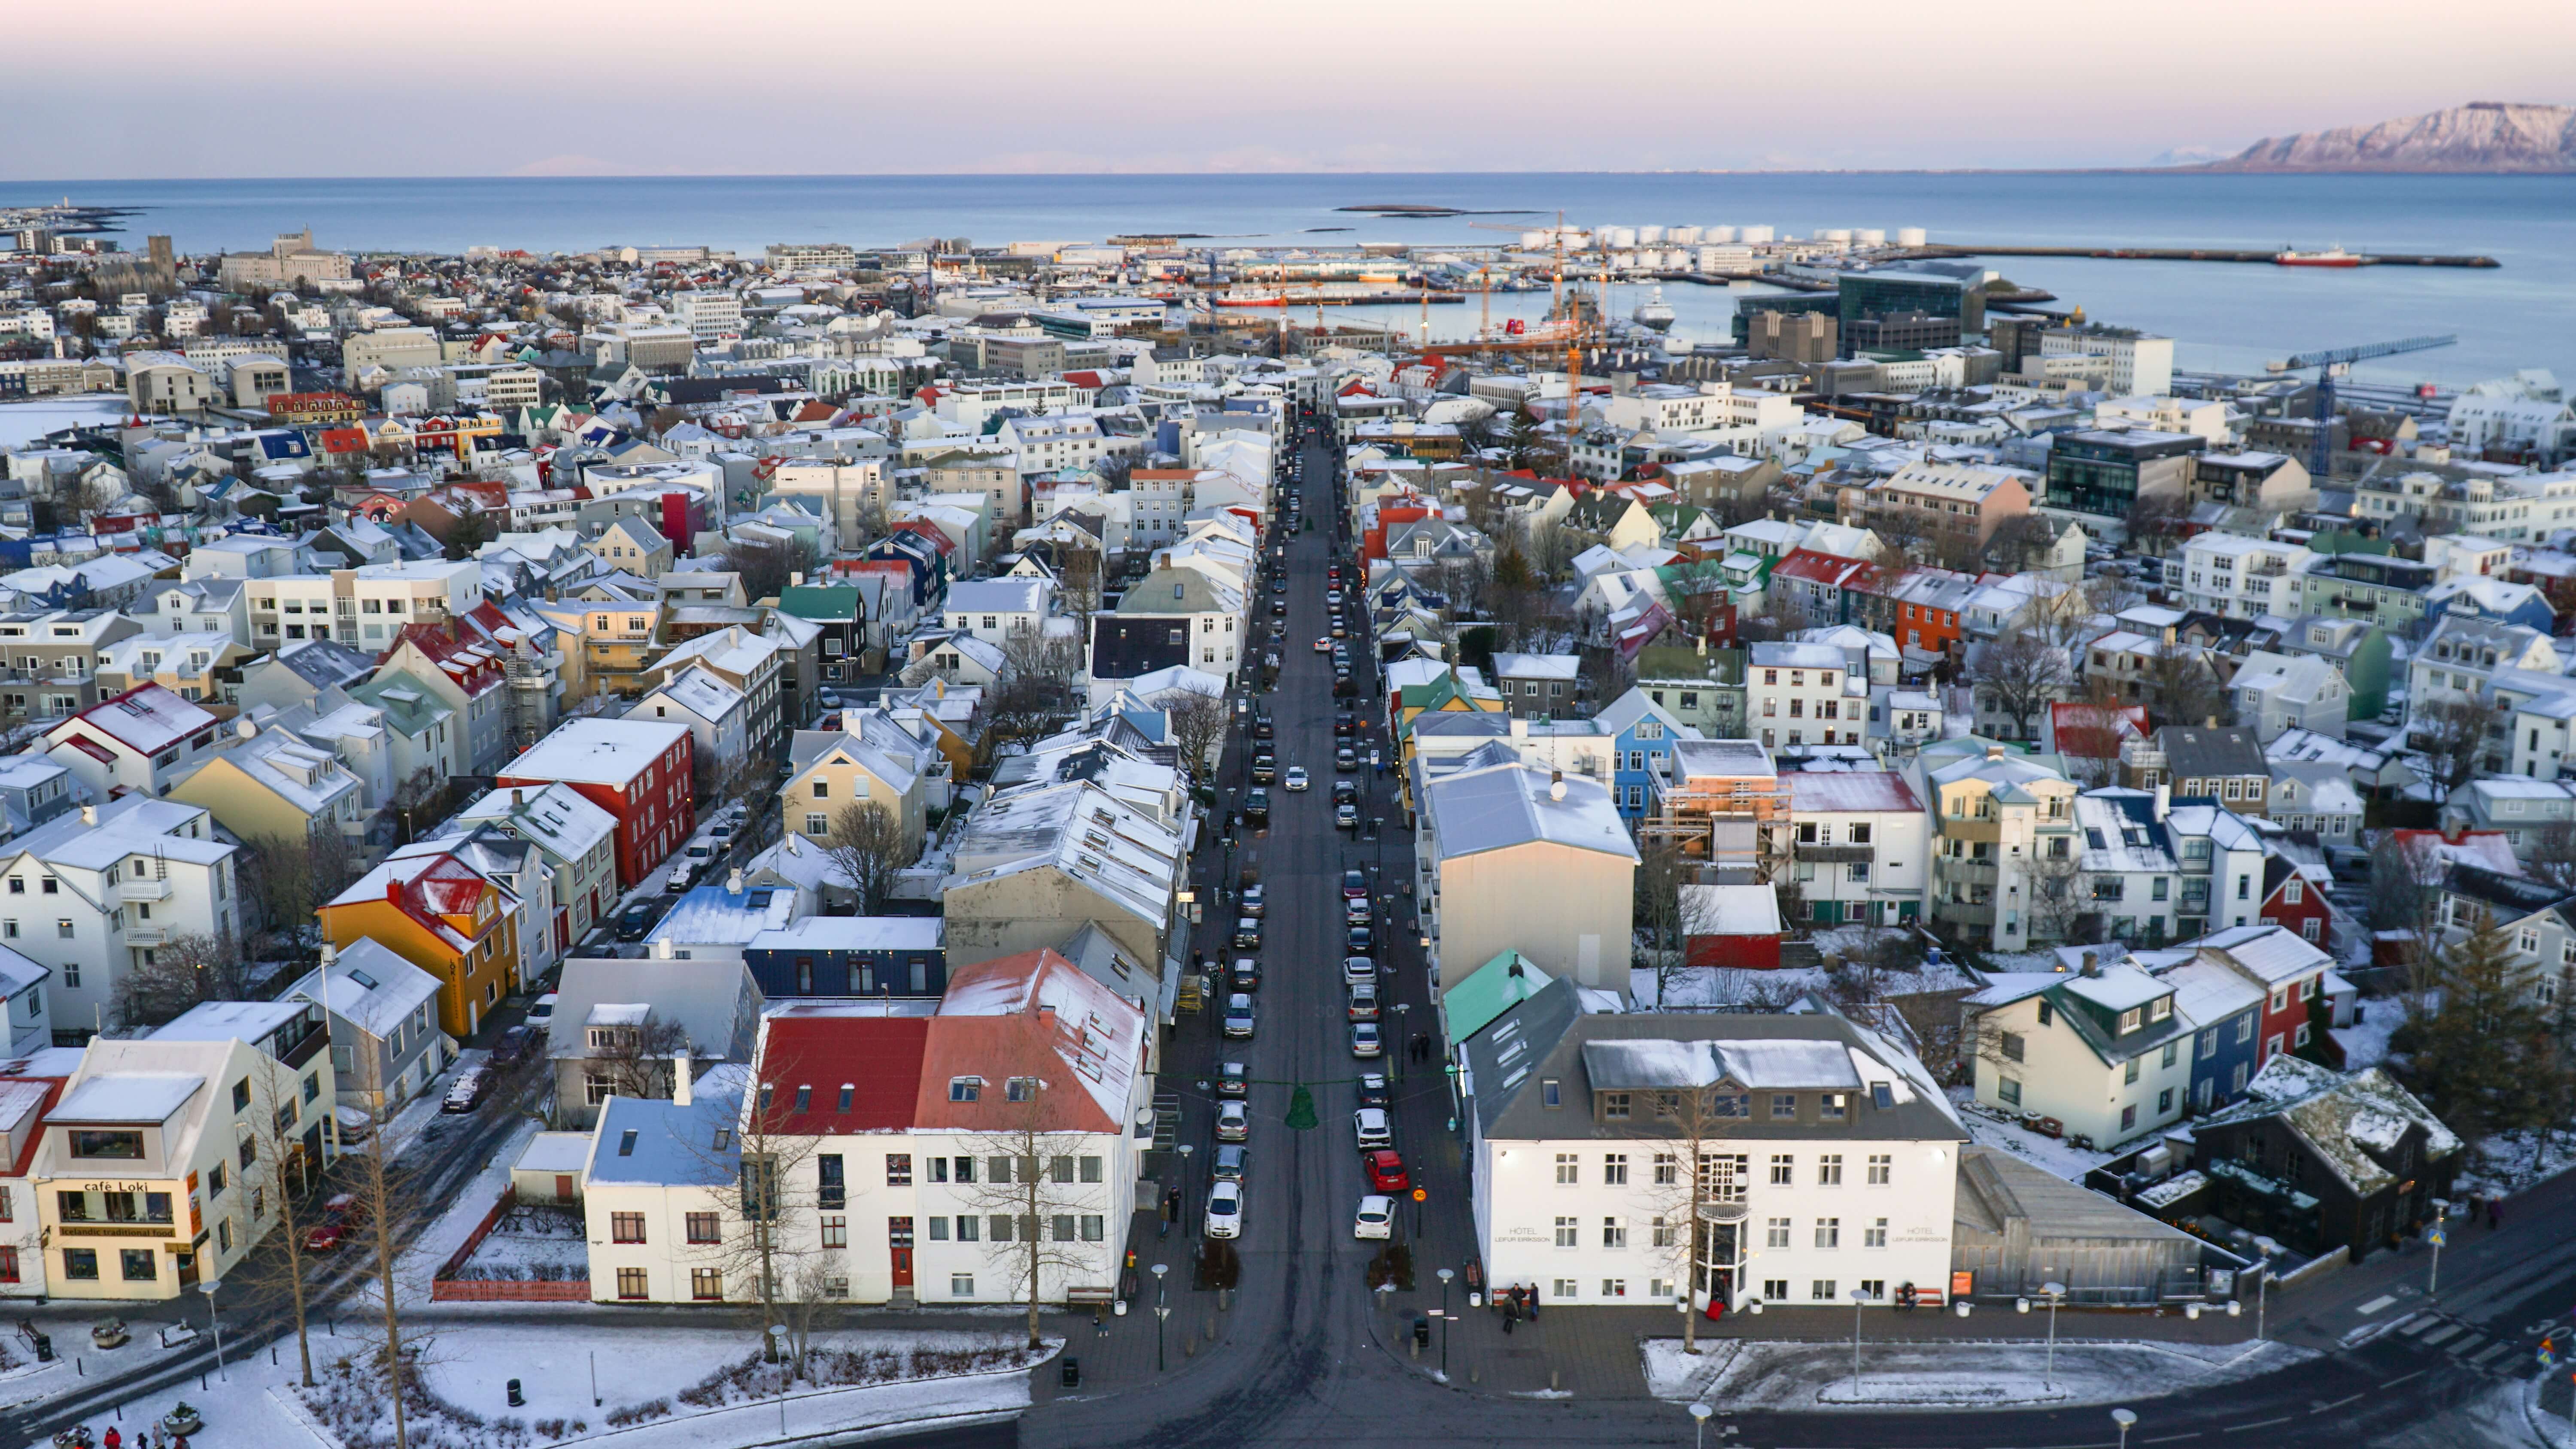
[888,1217,914,1289]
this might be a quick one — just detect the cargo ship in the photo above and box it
[2274,246,2364,268]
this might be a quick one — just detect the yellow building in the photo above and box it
[318,851,521,1038]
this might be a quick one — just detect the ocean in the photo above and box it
[4,171,2572,387]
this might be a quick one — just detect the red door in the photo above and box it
[889,1217,914,1289]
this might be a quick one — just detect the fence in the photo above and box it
[428,1184,595,1303]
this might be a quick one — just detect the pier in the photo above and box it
[1900,243,2501,268]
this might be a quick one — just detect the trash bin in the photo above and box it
[29,1331,51,1362]
[1412,1316,1431,1350]
[1060,1357,1081,1389]
[507,1379,524,1407]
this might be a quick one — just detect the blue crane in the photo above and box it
[2266,335,2456,480]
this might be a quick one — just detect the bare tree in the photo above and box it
[387,766,449,846]
[691,1072,829,1371]
[1632,839,1695,1005]
[1978,626,2071,742]
[348,1094,415,1449]
[2144,643,2227,730]
[997,620,1081,712]
[2414,695,2503,794]
[1637,1082,1748,1355]
[2530,820,2576,894]
[227,1049,328,1387]
[111,930,250,1028]
[725,535,821,604]
[2024,846,2089,945]
[820,802,910,916]
[957,1052,1107,1350]
[2369,832,2453,1000]
[1054,542,1105,621]
[1160,688,1231,785]
[246,834,356,956]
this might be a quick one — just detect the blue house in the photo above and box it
[1592,686,1699,820]
[2162,956,2266,1113]
[744,916,948,999]
[2427,575,2557,634]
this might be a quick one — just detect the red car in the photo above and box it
[303,1192,361,1252]
[1342,869,1368,900]
[1363,1149,1410,1194]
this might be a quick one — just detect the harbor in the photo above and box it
[1902,242,2502,267]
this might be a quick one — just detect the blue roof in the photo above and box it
[585,1067,744,1187]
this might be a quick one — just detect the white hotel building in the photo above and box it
[1461,981,1964,1314]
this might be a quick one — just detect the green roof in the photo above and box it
[778,584,865,621]
[1441,950,1551,1043]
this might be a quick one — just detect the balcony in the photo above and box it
[1694,1199,1750,1225]
[122,926,169,946]
[1937,859,2000,886]
[119,876,172,903]
[1795,843,1875,864]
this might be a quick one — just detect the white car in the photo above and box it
[1204,1179,1243,1239]
[1354,1106,1391,1148]
[1343,956,1376,987]
[1216,1100,1249,1142]
[1284,767,1309,792]
[1354,1194,1394,1241]
[1224,993,1256,1038]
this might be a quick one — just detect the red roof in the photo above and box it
[319,427,370,454]
[1769,548,1873,589]
[755,1015,933,1134]
[385,619,505,697]
[1061,370,1108,390]
[889,519,955,555]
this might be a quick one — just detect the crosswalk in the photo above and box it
[2391,1311,2528,1378]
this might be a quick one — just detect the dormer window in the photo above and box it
[1006,1077,1038,1102]
[2117,1007,2142,1034]
[2149,997,2172,1022]
[949,1076,982,1102]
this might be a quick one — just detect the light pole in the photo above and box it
[2252,1235,2279,1340]
[2111,1407,2138,1449]
[772,1322,791,1436]
[2427,1199,2450,1300]
[1392,1001,1410,1085]
[1849,1286,1871,1398]
[1437,1267,1456,1378]
[1178,1143,1196,1228]
[1152,1263,1170,1372]
[1689,1401,1713,1449]
[200,1278,226,1382]
[2041,1281,2066,1390]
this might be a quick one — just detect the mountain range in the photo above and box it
[2197,101,2576,172]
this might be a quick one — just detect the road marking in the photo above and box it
[2142,1434,2203,1443]
[2449,1333,2489,1355]
[2381,1369,2427,1389]
[2397,1316,2443,1337]
[2356,1294,2397,1315]
[2469,1342,2516,1366]
[2228,1417,2294,1431]
[2416,1322,2465,1346]
[2310,1394,2363,1413]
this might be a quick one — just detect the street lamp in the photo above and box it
[200,1278,226,1382]
[2251,1235,2280,1340]
[1152,1263,1171,1372]
[772,1322,791,1435]
[2040,1281,2066,1390]
[1849,1286,1871,1398]
[1436,1267,1456,1378]
[1178,1143,1196,1228]
[1688,1401,1713,1449]
[1392,1001,1410,1084]
[2111,1407,2138,1449]
[2427,1199,2450,1300]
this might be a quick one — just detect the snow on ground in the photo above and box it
[1643,1336,2315,1410]
[0,1318,203,1413]
[2455,1127,2576,1200]
[1947,1087,2118,1182]
[453,1202,589,1280]
[381,1114,542,1301]
[0,395,130,449]
[2332,994,2406,1071]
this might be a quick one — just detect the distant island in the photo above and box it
[2195,100,2576,173]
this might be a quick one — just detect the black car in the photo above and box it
[1347,925,1375,957]
[1356,1072,1391,1109]
[1255,715,1275,741]
[1332,675,1355,697]
[490,1025,538,1066]
[1243,788,1271,823]
[1231,957,1262,991]
[614,901,658,941]
[1271,598,1287,616]
[1334,712,1355,737]
[1332,778,1358,805]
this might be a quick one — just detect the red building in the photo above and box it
[497,719,695,887]
[2256,857,2336,952]
[1680,883,1784,970]
[2197,923,2336,1067]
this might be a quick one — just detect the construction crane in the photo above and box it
[2266,334,2456,480]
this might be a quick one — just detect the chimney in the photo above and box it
[789,571,804,587]
[673,1048,692,1106]
[389,876,403,903]
[1984,745,2005,761]
[2153,782,2171,822]
[2080,950,2100,978]
[79,805,96,826]
[728,867,744,895]
[1549,770,1567,802]
[319,943,338,967]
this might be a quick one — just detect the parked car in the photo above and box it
[1216,1100,1249,1142]
[1217,1061,1249,1098]
[1255,715,1275,740]
[1349,1020,1383,1058]
[1213,1144,1249,1182]
[1356,1072,1390,1109]
[1231,957,1262,991]
[1332,779,1359,806]
[1346,896,1373,926]
[1334,712,1355,737]
[1343,870,1369,900]
[1363,1149,1410,1193]
[1242,882,1267,918]
[303,1191,361,1252]
[1284,766,1309,792]
[1243,788,1271,824]
[525,992,559,1027]
[1346,980,1379,1020]
[1224,993,1257,1038]
[1347,925,1374,956]
[1251,756,1276,785]
[1354,1194,1394,1241]
[1343,955,1377,986]
[614,903,657,941]
[1335,746,1357,772]
[440,1066,488,1114]
[1204,1179,1243,1239]
[490,1025,537,1066]
[1233,917,1262,950]
[1335,803,1359,831]
[1353,1106,1392,1147]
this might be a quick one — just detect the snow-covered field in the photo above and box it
[1642,1336,2314,1410]
[0,395,130,448]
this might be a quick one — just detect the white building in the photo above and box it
[1746,642,1871,752]
[0,797,241,1040]
[1461,985,1964,1315]
[2178,534,2309,622]
[1783,772,1929,929]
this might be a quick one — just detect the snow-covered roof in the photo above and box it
[50,1071,203,1123]
[501,718,690,785]
[1423,758,1637,864]
[286,939,445,1040]
[747,917,945,953]
[2202,1057,2460,1196]
[1680,883,1781,937]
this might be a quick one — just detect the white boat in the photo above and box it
[1631,286,1676,331]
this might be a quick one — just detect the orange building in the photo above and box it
[318,852,522,1039]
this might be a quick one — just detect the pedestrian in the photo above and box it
[1502,1295,1517,1334]
[1528,1282,1540,1319]
[104,1427,122,1449]
[2489,1197,2502,1231]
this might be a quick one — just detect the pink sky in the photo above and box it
[6,0,2570,177]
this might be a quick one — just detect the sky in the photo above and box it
[5,0,2572,179]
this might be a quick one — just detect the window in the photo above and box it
[1653,1153,1678,1187]
[1554,1216,1579,1248]
[1601,1216,1627,1249]
[691,1269,724,1301]
[685,1212,720,1245]
[2124,1058,2141,1085]
[1652,1217,1677,1248]
[1603,1092,1631,1120]
[1997,1077,2022,1106]
[1865,1218,1888,1249]
[1540,1078,1561,1108]
[1080,1155,1103,1183]
[2236,1014,2255,1044]
[1820,1093,1847,1121]
[1817,1155,1844,1186]
[821,1214,848,1249]
[1867,1154,1891,1186]
[2158,1088,2175,1115]
[1081,1214,1106,1242]
[2162,1041,2179,1069]
[2120,1103,2138,1131]
[611,1212,646,1244]
[949,1077,981,1102]
[1553,1277,1580,1299]
[2117,1008,2142,1034]
[56,919,72,939]
[1815,1218,1840,1249]
[1811,1279,1838,1301]
[1762,1279,1790,1301]
[1602,1153,1628,1185]
[1769,1153,1794,1185]
[1555,1153,1579,1185]
[2000,1031,2026,1063]
[1770,1093,1798,1119]
[1600,1278,1629,1299]
[1766,1217,1791,1249]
